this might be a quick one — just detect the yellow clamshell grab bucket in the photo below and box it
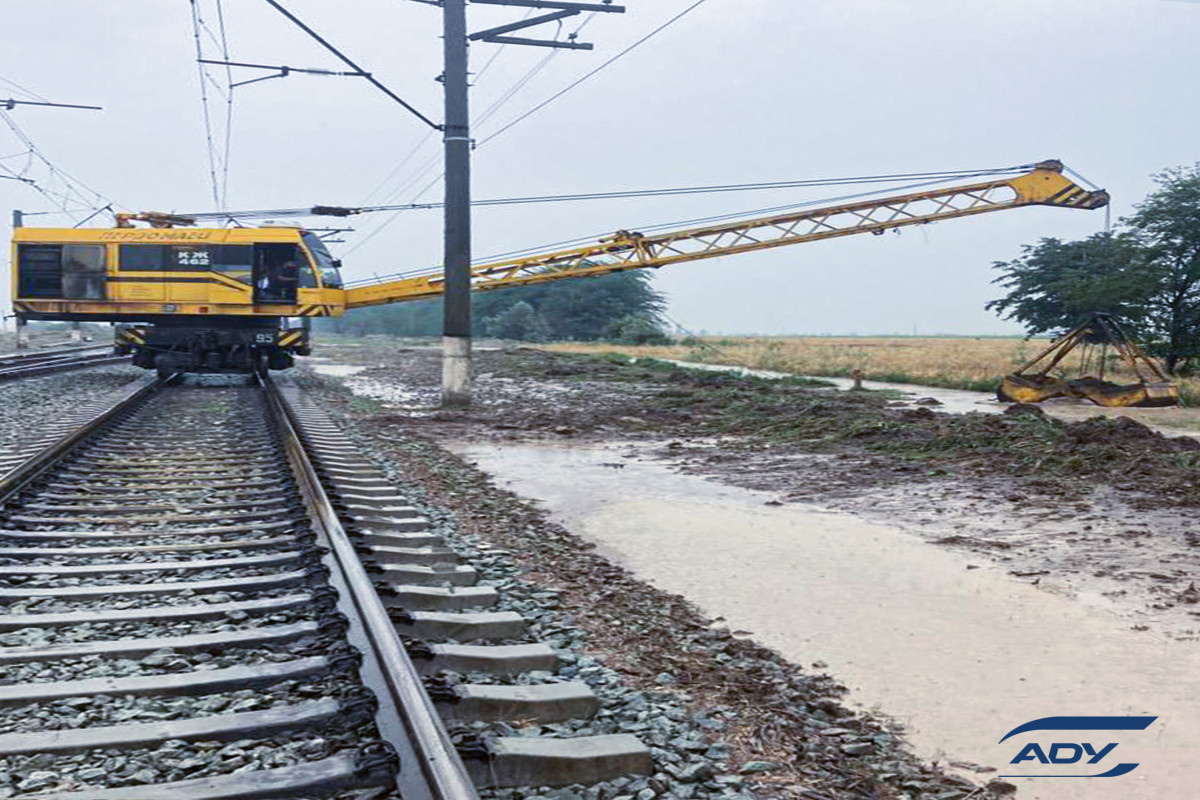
[997,313,1179,408]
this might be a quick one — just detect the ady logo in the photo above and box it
[999,716,1157,778]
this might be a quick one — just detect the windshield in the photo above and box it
[301,232,342,288]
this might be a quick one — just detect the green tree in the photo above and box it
[483,301,552,341]
[986,232,1151,335]
[988,164,1200,373]
[604,312,672,344]
[319,269,667,342]
[1125,165,1200,373]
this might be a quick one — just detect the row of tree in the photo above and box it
[989,164,1200,373]
[318,270,671,344]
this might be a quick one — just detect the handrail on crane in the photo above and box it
[342,159,1108,310]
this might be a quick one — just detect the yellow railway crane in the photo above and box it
[11,160,1108,376]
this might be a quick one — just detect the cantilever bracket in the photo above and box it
[469,8,579,40]
[469,0,624,49]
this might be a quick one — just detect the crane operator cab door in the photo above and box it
[252,243,310,306]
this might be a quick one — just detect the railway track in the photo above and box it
[0,346,129,382]
[0,374,650,799]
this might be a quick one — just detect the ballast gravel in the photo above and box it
[0,724,377,796]
[0,365,145,450]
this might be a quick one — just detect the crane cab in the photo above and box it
[11,215,348,375]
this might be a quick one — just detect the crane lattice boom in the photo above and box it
[343,159,1108,309]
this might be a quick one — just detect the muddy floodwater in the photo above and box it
[449,439,1200,800]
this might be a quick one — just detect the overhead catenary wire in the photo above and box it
[476,0,713,146]
[0,107,118,220]
[356,7,534,207]
[357,14,560,208]
[345,10,597,251]
[213,0,235,210]
[260,0,440,130]
[0,77,51,103]
[189,0,226,210]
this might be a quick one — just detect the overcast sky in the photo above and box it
[2,0,1197,335]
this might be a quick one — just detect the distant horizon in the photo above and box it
[667,331,1051,340]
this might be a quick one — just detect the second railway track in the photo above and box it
[0,373,652,799]
[0,345,129,382]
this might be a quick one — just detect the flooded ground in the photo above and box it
[450,439,1199,800]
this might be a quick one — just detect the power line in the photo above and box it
[477,0,713,146]
[361,130,437,205]
[356,9,561,210]
[0,109,118,219]
[190,0,226,210]
[213,0,235,210]
[342,2,701,254]
[0,77,52,104]
[344,11,598,253]
[260,0,440,130]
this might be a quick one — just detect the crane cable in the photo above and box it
[188,163,1042,223]
[339,166,1050,287]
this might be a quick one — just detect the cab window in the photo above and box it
[301,232,342,288]
[118,244,253,278]
[211,245,254,285]
[62,245,106,300]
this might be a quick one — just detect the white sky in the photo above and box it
[2,0,1197,335]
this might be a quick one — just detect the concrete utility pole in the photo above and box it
[438,0,625,407]
[441,0,473,407]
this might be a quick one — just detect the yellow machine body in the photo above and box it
[998,375,1179,408]
[11,225,345,322]
[997,314,1179,408]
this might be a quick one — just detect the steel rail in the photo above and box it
[260,374,481,800]
[0,344,114,365]
[0,348,129,381]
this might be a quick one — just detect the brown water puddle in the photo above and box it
[449,439,1199,800]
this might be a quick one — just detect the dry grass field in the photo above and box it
[543,336,1200,403]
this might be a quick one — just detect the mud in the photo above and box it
[300,341,1200,641]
